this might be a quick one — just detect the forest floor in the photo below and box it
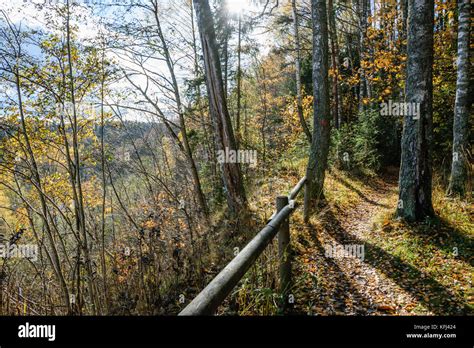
[283,167,473,316]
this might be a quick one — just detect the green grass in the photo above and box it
[370,184,473,314]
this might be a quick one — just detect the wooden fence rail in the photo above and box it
[179,177,307,316]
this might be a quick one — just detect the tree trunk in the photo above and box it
[358,0,369,114]
[236,15,242,148]
[291,0,312,143]
[66,0,97,313]
[152,0,209,218]
[398,0,408,101]
[190,0,222,203]
[448,0,471,197]
[14,68,71,314]
[304,0,331,222]
[99,38,109,314]
[396,0,435,221]
[193,0,247,215]
[327,0,341,129]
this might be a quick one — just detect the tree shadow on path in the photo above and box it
[329,170,392,208]
[294,223,376,315]
[318,208,470,315]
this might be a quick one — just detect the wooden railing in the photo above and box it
[179,176,307,316]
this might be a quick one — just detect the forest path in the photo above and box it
[292,167,438,315]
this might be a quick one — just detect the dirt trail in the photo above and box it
[293,169,433,315]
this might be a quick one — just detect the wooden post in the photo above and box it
[277,196,291,311]
[180,178,305,316]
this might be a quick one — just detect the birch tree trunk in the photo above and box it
[448,0,471,197]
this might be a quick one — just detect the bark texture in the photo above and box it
[397,0,435,221]
[448,0,471,197]
[292,0,313,143]
[193,0,247,214]
[304,0,331,222]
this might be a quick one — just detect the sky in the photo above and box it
[0,0,270,122]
